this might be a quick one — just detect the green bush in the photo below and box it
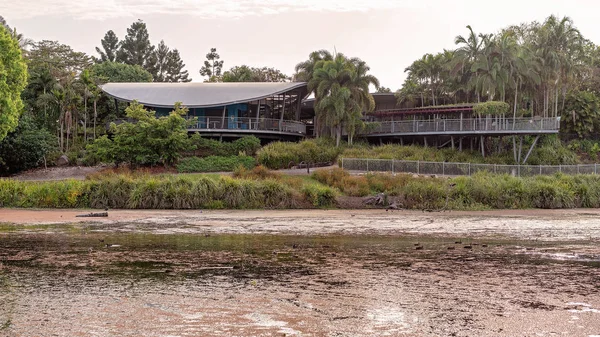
[257,138,342,169]
[301,184,337,208]
[177,156,256,173]
[0,115,58,175]
[85,101,195,167]
[190,135,261,157]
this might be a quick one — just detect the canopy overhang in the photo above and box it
[101,82,309,109]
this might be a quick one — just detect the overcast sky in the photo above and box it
[2,0,600,90]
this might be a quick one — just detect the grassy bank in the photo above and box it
[314,168,600,210]
[2,167,600,210]
[0,172,336,209]
[255,136,581,170]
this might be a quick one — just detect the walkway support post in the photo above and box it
[221,106,226,129]
[279,93,286,131]
[522,135,540,164]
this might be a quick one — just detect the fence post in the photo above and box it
[367,159,369,172]
[392,160,395,174]
[518,165,521,177]
[539,165,542,175]
[341,158,344,170]
[443,162,445,176]
[417,161,420,175]
[596,163,597,175]
[559,165,562,173]
[468,162,471,176]
[494,164,497,174]
[577,165,580,175]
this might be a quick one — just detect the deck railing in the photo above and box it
[362,117,560,135]
[340,158,598,177]
[187,117,306,135]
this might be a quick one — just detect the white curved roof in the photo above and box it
[101,82,307,108]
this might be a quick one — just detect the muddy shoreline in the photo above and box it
[1,209,600,336]
[3,208,600,240]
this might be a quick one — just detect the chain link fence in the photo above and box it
[340,158,600,177]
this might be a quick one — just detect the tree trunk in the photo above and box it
[84,95,87,143]
[555,86,559,118]
[93,99,97,140]
[336,125,342,147]
[513,80,518,130]
[60,117,64,152]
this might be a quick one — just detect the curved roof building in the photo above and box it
[102,82,311,140]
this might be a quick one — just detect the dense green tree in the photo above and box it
[294,50,334,82]
[117,20,155,70]
[147,41,190,82]
[165,49,191,82]
[147,40,170,82]
[399,14,592,125]
[0,115,57,175]
[308,53,379,145]
[0,16,32,51]
[561,91,600,138]
[199,48,224,81]
[0,25,28,142]
[86,101,196,167]
[89,61,153,83]
[222,65,289,82]
[376,86,392,93]
[27,41,92,81]
[95,30,120,62]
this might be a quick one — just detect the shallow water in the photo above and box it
[1,219,600,336]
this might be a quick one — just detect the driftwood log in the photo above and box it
[76,212,108,218]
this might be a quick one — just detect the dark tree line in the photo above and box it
[95,20,191,82]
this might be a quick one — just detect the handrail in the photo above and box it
[362,117,560,135]
[186,117,306,135]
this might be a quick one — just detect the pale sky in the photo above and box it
[2,0,600,90]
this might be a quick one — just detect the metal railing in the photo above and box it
[362,117,560,135]
[340,158,600,177]
[187,117,306,135]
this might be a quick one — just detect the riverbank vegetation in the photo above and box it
[2,167,600,210]
[0,171,336,209]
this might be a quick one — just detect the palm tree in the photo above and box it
[28,68,56,126]
[345,58,379,144]
[309,54,353,142]
[294,50,334,82]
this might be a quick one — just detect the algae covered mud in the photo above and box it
[1,210,600,336]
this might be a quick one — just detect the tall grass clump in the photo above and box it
[312,168,411,197]
[177,156,256,173]
[257,138,342,169]
[301,184,337,208]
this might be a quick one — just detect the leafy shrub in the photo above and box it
[561,91,600,138]
[0,116,58,175]
[190,135,261,157]
[177,156,256,173]
[257,138,341,169]
[85,101,195,167]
